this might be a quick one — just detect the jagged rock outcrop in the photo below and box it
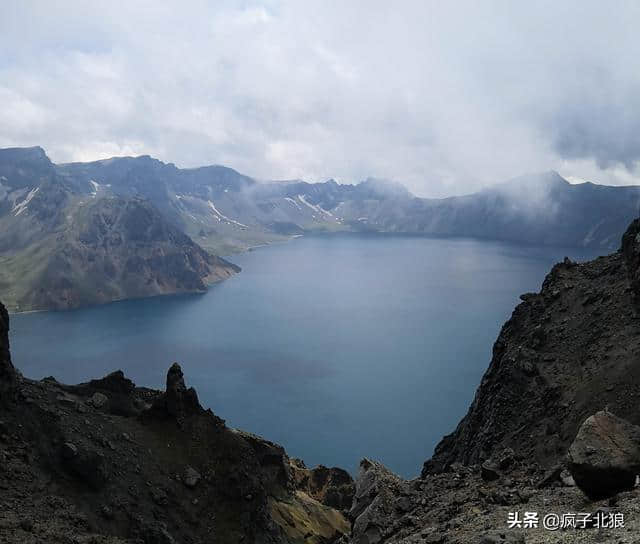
[568,410,640,499]
[142,362,208,425]
[346,459,411,544]
[0,301,15,400]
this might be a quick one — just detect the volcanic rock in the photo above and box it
[568,410,640,499]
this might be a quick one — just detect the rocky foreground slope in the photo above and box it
[5,220,640,543]
[0,308,354,542]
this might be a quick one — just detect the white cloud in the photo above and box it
[1,1,640,196]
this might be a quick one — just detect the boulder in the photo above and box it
[568,410,640,499]
[481,460,501,481]
[89,392,108,409]
[183,466,201,489]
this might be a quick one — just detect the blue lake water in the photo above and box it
[10,234,603,477]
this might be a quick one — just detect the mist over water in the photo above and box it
[10,234,603,477]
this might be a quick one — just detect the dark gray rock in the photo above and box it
[568,410,640,499]
[89,392,108,409]
[182,466,201,489]
[481,461,500,482]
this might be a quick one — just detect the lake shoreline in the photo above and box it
[10,236,605,476]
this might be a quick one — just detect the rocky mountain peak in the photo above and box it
[0,145,49,164]
[0,146,54,190]
[359,177,412,198]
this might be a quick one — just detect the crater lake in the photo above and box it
[10,234,603,477]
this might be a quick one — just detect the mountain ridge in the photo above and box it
[0,147,239,312]
[3,145,640,312]
[44,148,640,251]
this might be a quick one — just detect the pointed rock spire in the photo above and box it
[144,362,203,424]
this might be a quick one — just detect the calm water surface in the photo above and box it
[10,234,603,477]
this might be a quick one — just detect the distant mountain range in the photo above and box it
[2,145,639,310]
[54,150,640,252]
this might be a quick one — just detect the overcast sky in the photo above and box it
[2,1,640,197]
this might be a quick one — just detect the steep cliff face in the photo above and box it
[425,233,640,474]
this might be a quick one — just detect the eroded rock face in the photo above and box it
[568,410,640,499]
